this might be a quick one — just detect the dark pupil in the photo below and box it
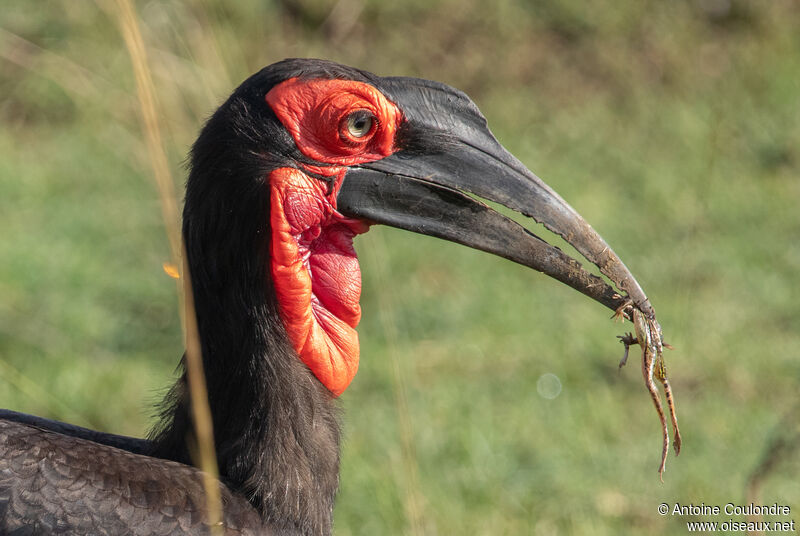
[354,118,367,129]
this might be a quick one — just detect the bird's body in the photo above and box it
[0,59,659,534]
[0,416,266,535]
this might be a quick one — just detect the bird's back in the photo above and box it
[0,417,271,535]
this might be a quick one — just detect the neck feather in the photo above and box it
[149,100,342,535]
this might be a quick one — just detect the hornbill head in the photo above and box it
[186,58,654,397]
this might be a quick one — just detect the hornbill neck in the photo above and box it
[148,90,341,535]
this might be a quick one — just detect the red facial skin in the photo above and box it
[266,78,403,396]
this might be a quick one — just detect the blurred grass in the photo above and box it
[1,0,799,534]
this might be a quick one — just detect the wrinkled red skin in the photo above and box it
[269,168,368,396]
[266,78,402,396]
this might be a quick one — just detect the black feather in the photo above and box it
[1,59,352,536]
[0,58,467,535]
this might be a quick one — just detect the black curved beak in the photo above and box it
[337,77,653,318]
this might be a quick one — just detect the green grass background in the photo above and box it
[1,1,798,534]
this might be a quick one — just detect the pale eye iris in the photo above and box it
[346,111,375,138]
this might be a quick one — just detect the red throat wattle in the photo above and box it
[270,167,368,396]
[265,77,403,395]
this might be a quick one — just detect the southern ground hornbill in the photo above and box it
[0,58,673,535]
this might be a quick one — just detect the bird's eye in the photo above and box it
[343,110,376,140]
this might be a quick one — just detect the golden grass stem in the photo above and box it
[107,0,180,264]
[182,256,224,533]
[103,0,223,532]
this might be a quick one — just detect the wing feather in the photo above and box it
[0,419,273,535]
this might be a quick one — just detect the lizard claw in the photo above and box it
[617,332,637,369]
[612,298,633,322]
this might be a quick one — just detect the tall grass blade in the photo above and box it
[101,0,223,532]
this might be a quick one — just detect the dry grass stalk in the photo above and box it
[103,0,223,532]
